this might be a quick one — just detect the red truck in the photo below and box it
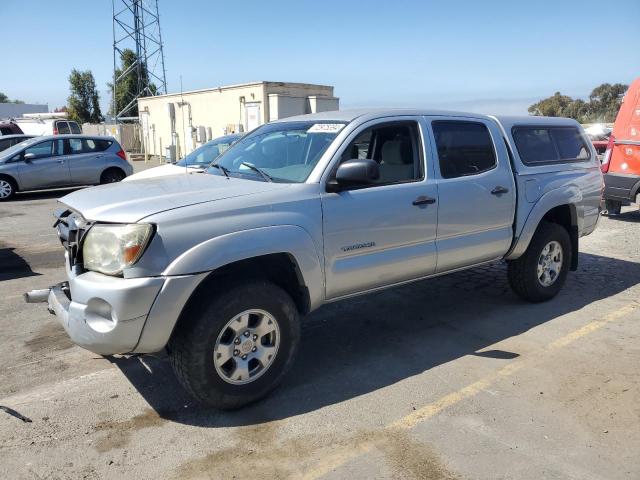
[601,77,640,214]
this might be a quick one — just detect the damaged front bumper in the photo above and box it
[25,208,207,356]
[27,270,165,355]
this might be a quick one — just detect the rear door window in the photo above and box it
[57,121,71,134]
[84,139,112,152]
[512,126,590,165]
[432,121,497,178]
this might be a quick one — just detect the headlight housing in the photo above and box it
[82,223,153,275]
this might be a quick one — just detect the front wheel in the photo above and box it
[169,280,300,409]
[0,177,16,201]
[507,221,571,302]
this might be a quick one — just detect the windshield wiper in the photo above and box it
[240,162,273,182]
[209,163,231,178]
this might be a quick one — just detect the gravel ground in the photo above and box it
[0,168,639,480]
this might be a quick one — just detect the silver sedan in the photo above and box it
[0,135,133,200]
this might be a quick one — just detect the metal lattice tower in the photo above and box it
[112,0,167,121]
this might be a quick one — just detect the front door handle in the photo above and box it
[57,159,65,164]
[491,186,509,195]
[412,195,436,206]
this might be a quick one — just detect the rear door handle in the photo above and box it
[491,186,509,195]
[412,195,436,206]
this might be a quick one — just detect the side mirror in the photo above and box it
[328,159,380,192]
[23,152,36,163]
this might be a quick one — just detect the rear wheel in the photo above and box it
[169,280,300,409]
[0,177,16,201]
[508,221,571,302]
[604,199,622,215]
[100,168,125,184]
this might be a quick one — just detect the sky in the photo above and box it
[1,0,638,115]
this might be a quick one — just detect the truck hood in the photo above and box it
[122,163,203,181]
[60,173,290,223]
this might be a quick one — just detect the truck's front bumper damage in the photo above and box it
[26,208,208,356]
[27,264,208,356]
[45,272,165,355]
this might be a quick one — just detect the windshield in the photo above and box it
[0,137,41,161]
[206,121,346,182]
[175,134,241,167]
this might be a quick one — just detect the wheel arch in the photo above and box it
[100,166,126,182]
[507,188,581,270]
[163,225,324,310]
[163,252,310,354]
[0,173,19,191]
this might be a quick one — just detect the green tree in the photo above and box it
[109,48,156,117]
[0,92,24,104]
[587,83,627,122]
[67,69,102,124]
[529,83,627,123]
[528,92,575,118]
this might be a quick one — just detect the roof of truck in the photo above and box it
[275,108,493,123]
[491,115,581,128]
[275,109,582,128]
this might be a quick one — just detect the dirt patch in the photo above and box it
[93,408,167,453]
[176,426,456,480]
[0,210,24,218]
[379,428,457,480]
[23,322,74,353]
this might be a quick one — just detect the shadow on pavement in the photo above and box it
[111,252,640,427]
[606,210,640,223]
[0,247,41,282]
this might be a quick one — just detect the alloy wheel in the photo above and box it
[213,309,280,385]
[537,241,563,287]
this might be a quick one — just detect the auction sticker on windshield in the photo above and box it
[307,123,345,133]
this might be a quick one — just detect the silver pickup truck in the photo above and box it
[26,109,602,409]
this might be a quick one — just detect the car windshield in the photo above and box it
[0,137,41,161]
[206,121,346,183]
[176,135,241,167]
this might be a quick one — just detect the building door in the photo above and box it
[245,103,261,132]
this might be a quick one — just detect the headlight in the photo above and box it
[82,223,153,275]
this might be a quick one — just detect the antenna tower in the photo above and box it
[111,0,167,121]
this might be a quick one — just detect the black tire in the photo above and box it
[507,221,571,303]
[168,280,300,409]
[100,168,125,184]
[604,199,622,215]
[0,176,17,201]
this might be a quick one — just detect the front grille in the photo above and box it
[53,209,91,269]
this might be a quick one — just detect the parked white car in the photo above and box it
[125,134,243,181]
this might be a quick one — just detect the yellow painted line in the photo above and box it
[549,302,637,349]
[301,301,638,480]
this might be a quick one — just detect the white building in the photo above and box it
[137,81,339,159]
